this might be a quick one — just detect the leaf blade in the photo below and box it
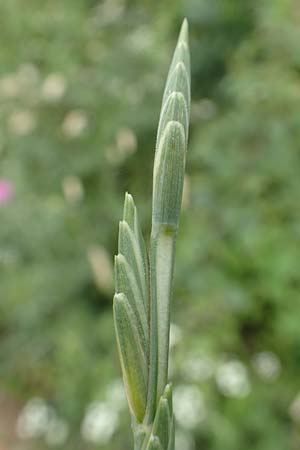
[153,121,186,230]
[113,293,148,422]
[115,253,149,354]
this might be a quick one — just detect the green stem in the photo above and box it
[153,225,176,403]
[145,224,176,425]
[144,230,159,424]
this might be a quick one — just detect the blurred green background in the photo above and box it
[1,0,300,449]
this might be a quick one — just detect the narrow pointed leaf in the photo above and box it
[169,19,190,73]
[152,398,171,450]
[123,192,136,229]
[122,192,150,319]
[162,19,190,111]
[115,254,148,351]
[118,220,148,304]
[167,417,175,450]
[163,384,173,417]
[133,210,150,317]
[168,39,190,78]
[113,293,147,422]
[153,121,186,230]
[162,62,190,111]
[156,92,188,147]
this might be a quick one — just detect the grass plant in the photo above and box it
[113,19,190,450]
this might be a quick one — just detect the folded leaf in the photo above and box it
[167,417,175,450]
[123,192,136,230]
[162,62,190,112]
[156,92,188,147]
[163,384,173,416]
[115,254,148,352]
[166,19,190,81]
[152,121,186,230]
[122,193,149,318]
[152,397,171,450]
[118,220,148,311]
[113,293,147,422]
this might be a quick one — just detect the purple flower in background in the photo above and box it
[0,180,14,206]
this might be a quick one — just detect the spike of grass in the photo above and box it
[113,19,190,449]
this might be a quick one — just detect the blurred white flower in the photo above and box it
[116,127,137,156]
[170,323,183,349]
[16,397,53,439]
[94,0,124,25]
[105,379,126,411]
[105,127,137,165]
[174,385,206,430]
[8,110,36,135]
[175,430,195,450]
[87,245,114,293]
[42,73,66,101]
[16,397,68,445]
[45,417,69,447]
[0,64,39,99]
[0,74,20,98]
[216,360,251,398]
[191,99,217,122]
[183,355,214,382]
[62,110,88,138]
[104,146,116,164]
[62,175,84,204]
[252,351,281,382]
[81,402,118,444]
[289,392,300,423]
[126,26,152,53]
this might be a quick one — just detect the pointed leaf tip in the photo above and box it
[163,383,173,416]
[157,91,188,146]
[123,192,135,229]
[179,18,189,44]
[152,397,171,450]
[162,61,190,112]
